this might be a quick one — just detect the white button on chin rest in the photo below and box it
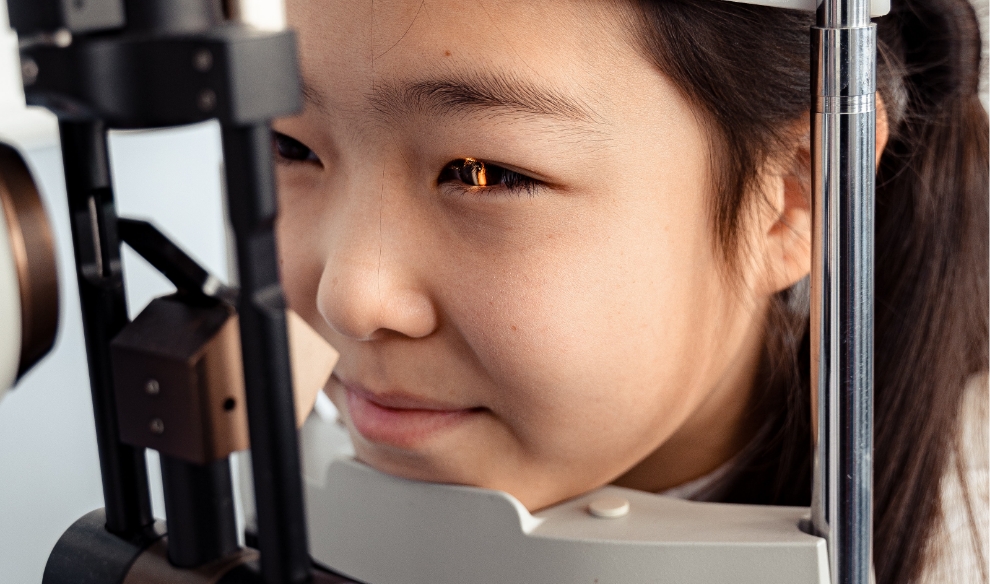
[588,496,630,519]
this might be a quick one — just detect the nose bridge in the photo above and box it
[316,162,436,341]
[330,165,393,268]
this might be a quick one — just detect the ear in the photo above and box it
[755,94,890,296]
[753,114,813,296]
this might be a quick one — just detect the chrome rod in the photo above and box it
[819,0,872,27]
[810,0,876,581]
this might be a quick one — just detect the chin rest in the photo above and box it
[298,414,829,584]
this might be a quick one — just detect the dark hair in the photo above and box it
[629,1,988,582]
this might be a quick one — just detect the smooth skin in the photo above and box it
[275,0,884,512]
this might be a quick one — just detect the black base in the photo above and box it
[42,509,165,584]
[218,561,362,584]
[42,509,362,584]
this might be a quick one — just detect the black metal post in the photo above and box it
[60,119,154,537]
[160,455,239,568]
[221,123,311,584]
[123,0,222,33]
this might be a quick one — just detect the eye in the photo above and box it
[273,131,320,164]
[438,158,539,195]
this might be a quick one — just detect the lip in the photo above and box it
[340,380,481,448]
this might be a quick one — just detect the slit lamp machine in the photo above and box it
[0,0,886,582]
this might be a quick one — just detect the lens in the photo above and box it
[0,142,59,380]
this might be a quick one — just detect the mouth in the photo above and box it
[339,378,483,448]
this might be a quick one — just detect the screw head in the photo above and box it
[198,89,217,112]
[193,49,213,72]
[21,59,39,86]
[52,29,72,48]
[145,379,160,395]
[149,418,165,435]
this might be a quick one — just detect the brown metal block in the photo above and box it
[111,297,249,465]
[112,296,337,464]
[199,313,251,459]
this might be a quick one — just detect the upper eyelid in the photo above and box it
[273,131,310,148]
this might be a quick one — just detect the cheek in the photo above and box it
[276,179,328,327]
[441,194,723,465]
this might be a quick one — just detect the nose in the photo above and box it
[315,185,438,342]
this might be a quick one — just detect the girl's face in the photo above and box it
[277,0,799,511]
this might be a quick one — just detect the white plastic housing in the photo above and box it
[228,0,287,31]
[0,1,58,151]
[0,0,24,112]
[0,201,21,401]
[728,0,890,17]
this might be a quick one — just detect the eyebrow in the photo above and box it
[301,81,329,113]
[301,70,604,127]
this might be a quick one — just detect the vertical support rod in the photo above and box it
[810,0,876,583]
[159,455,238,568]
[59,119,154,537]
[221,123,311,584]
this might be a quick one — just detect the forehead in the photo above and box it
[285,0,645,118]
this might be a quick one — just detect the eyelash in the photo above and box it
[273,132,541,196]
[438,158,540,196]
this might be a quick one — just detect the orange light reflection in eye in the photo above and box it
[463,158,488,187]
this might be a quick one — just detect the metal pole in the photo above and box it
[221,123,312,584]
[159,456,238,568]
[59,119,155,537]
[810,0,876,581]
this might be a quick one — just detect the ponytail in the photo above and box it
[873,2,988,581]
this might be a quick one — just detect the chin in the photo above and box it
[350,440,593,513]
[353,441,484,487]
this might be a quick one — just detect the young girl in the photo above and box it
[271,1,989,582]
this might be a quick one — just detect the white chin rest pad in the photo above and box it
[725,0,890,18]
